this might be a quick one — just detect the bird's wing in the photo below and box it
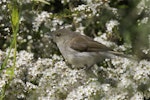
[69,35,112,52]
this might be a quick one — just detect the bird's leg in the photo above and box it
[84,64,99,78]
[65,62,74,69]
[106,59,114,68]
[85,64,94,70]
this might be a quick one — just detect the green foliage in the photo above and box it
[0,1,20,99]
[1,0,20,77]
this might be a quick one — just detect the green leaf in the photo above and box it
[5,67,15,78]
[11,5,19,30]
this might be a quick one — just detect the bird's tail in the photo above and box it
[108,51,138,61]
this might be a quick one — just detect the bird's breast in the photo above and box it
[65,48,102,68]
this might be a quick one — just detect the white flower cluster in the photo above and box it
[73,2,104,17]
[37,61,87,100]
[61,0,70,4]
[0,48,150,99]
[66,79,101,100]
[33,11,51,31]
[74,4,88,11]
[137,0,150,27]
[71,0,119,35]
[94,33,117,48]
[106,20,119,33]
[137,0,150,15]
[50,19,64,31]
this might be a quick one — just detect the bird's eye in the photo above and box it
[56,33,61,37]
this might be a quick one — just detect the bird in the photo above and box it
[52,28,134,69]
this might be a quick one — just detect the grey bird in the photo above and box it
[52,28,132,69]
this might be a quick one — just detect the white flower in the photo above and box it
[106,20,119,33]
[32,11,50,31]
[131,92,144,100]
[74,4,87,11]
[94,33,116,47]
[66,81,101,100]
[26,82,37,90]
[142,49,150,54]
[0,80,5,88]
[141,17,149,24]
